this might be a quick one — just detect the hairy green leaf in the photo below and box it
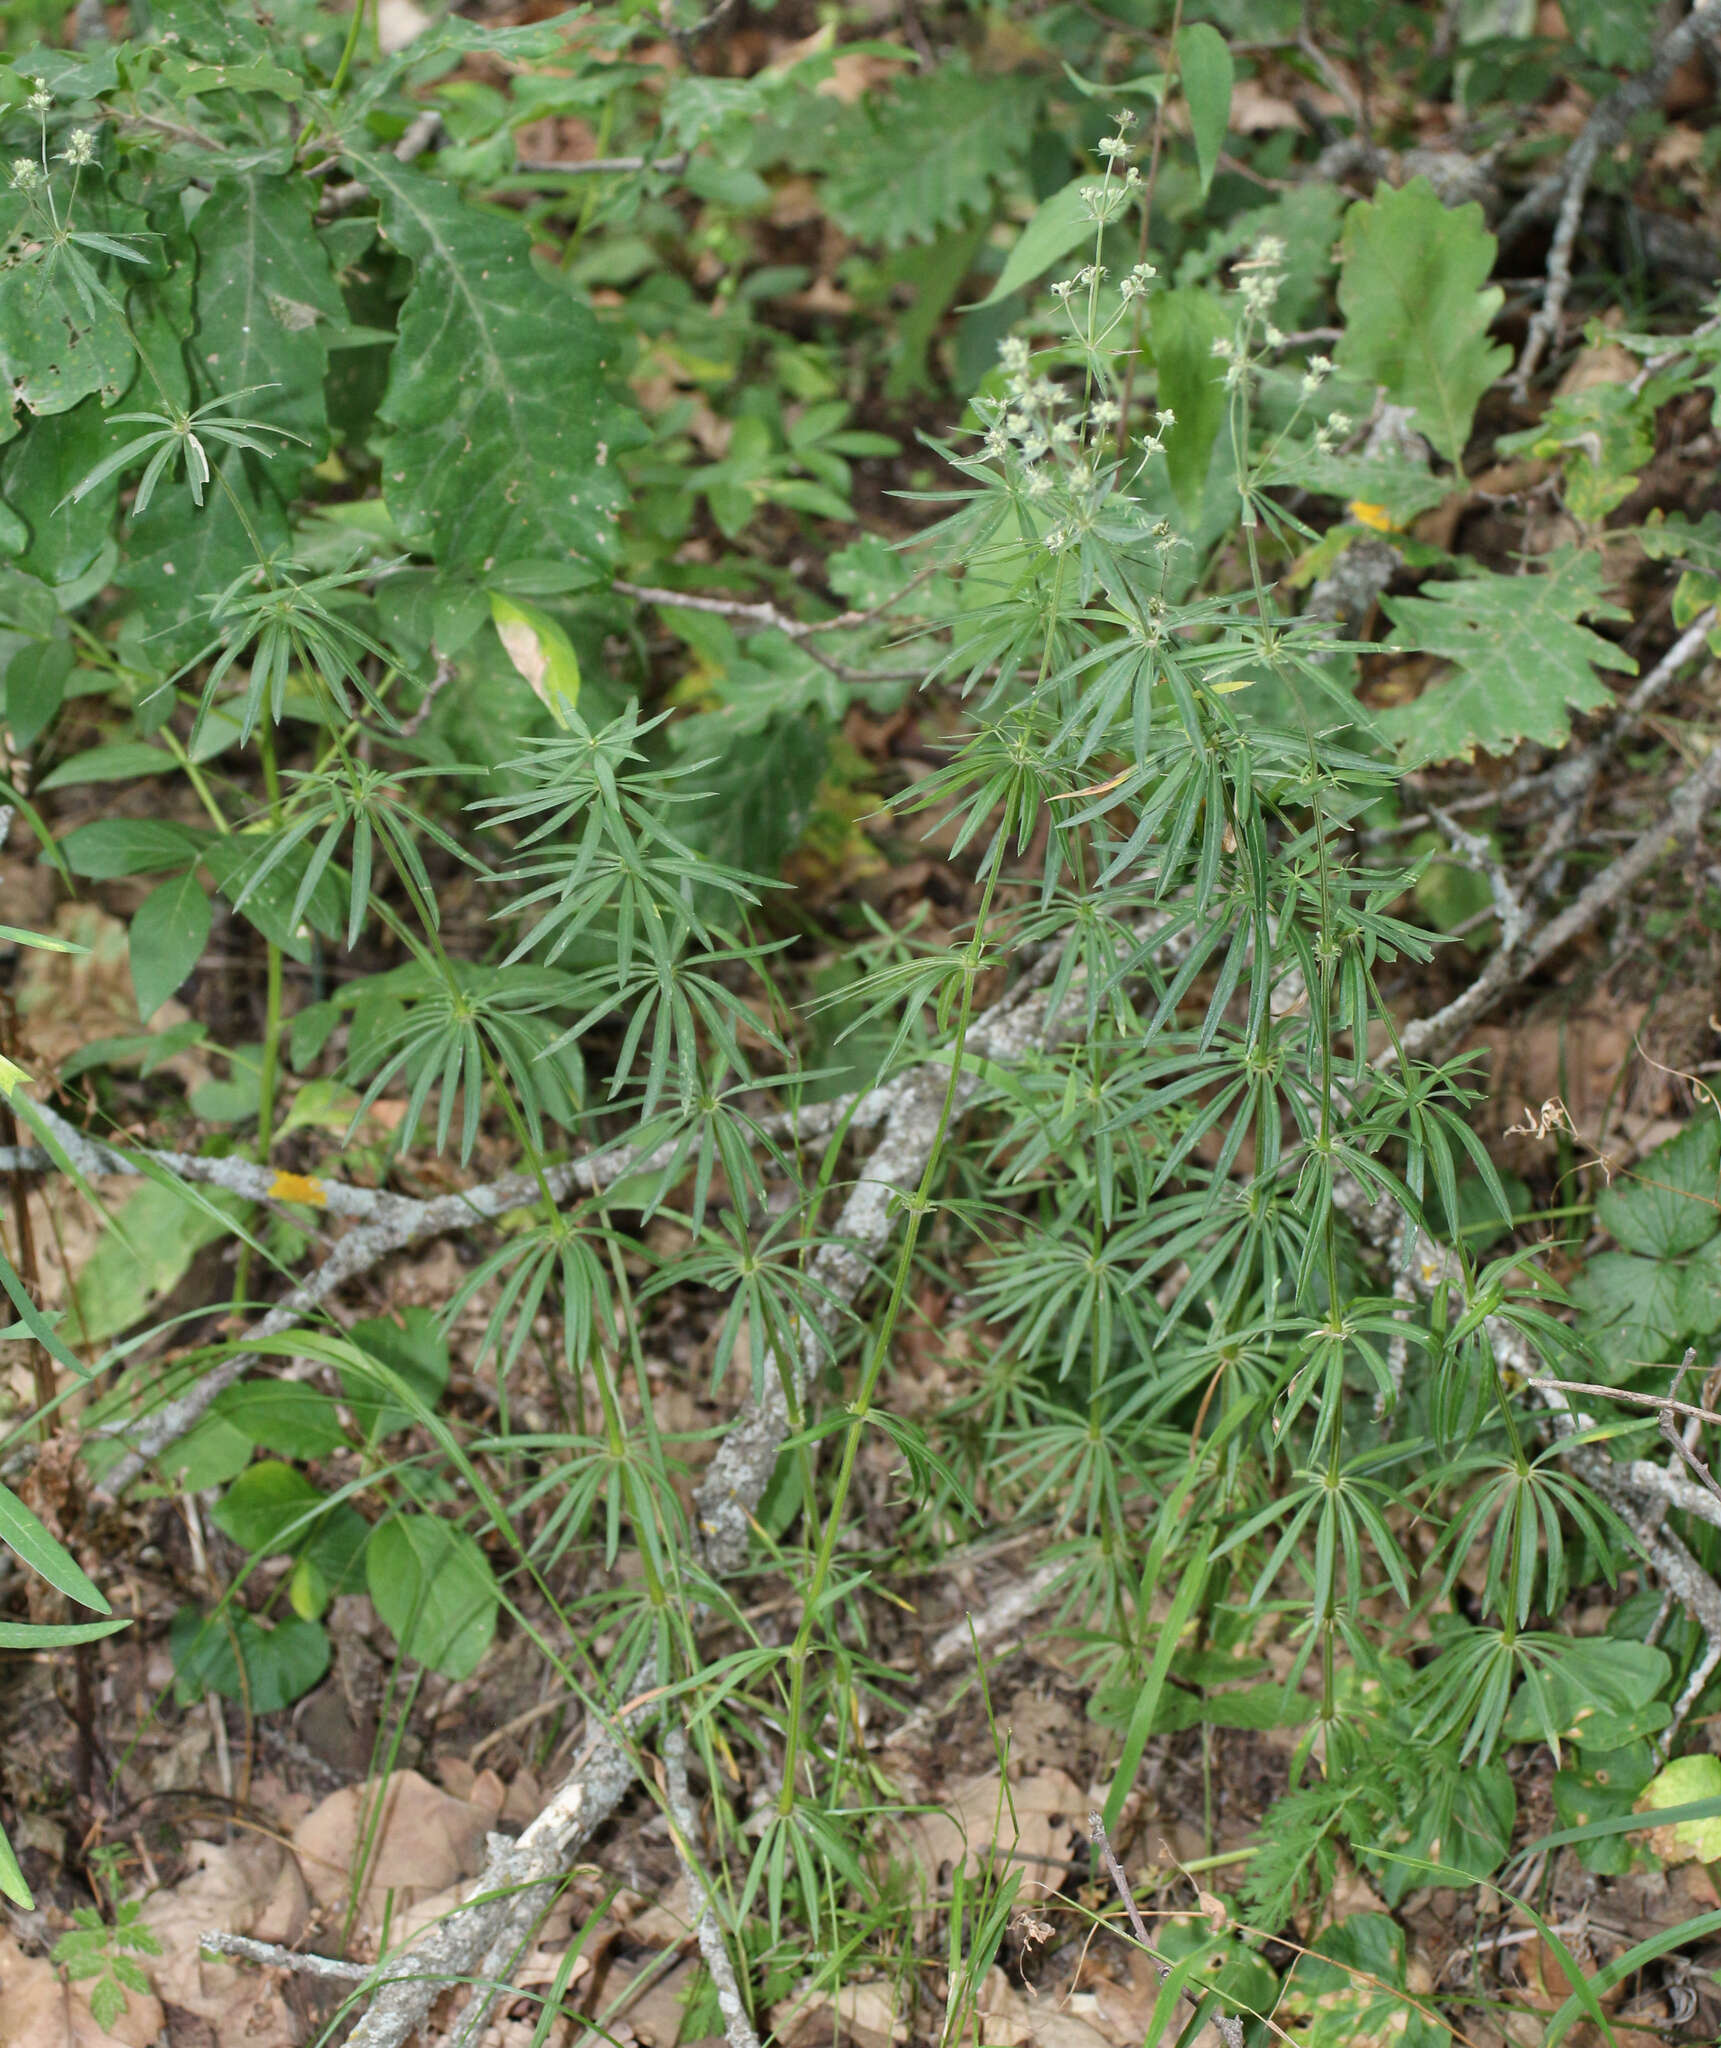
[1336,177,1509,464]
[359,156,632,573]
[1379,551,1634,761]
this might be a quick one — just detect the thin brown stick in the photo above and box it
[1090,1813,1246,2048]
[1386,721,1721,1066]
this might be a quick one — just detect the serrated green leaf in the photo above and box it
[1674,1235,1721,1336]
[1176,23,1232,197]
[189,172,343,482]
[821,63,1038,250]
[129,870,211,1021]
[1569,1252,1684,1379]
[1599,1118,1721,1259]
[359,155,632,574]
[1562,0,1648,67]
[1379,551,1635,761]
[1336,177,1510,464]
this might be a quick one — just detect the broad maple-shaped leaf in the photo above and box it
[1379,550,1635,762]
[357,155,634,573]
[1336,177,1510,465]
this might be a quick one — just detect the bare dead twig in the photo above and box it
[1507,0,1721,392]
[200,1931,370,1981]
[1385,719,1721,1067]
[661,1727,760,2048]
[1090,1813,1246,2048]
[512,150,691,178]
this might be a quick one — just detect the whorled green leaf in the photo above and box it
[358,155,634,574]
[1336,176,1510,466]
[1378,549,1635,762]
[119,448,289,662]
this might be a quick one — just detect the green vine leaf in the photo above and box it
[1335,177,1510,465]
[357,155,635,574]
[1378,550,1635,762]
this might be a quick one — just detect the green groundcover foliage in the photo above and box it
[1,0,1721,2041]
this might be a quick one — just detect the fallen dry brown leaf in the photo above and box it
[291,1767,500,1950]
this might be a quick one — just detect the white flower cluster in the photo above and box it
[26,78,51,115]
[9,157,40,191]
[1312,409,1354,455]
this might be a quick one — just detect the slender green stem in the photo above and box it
[328,0,368,101]
[776,866,1003,1815]
[233,728,286,1309]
